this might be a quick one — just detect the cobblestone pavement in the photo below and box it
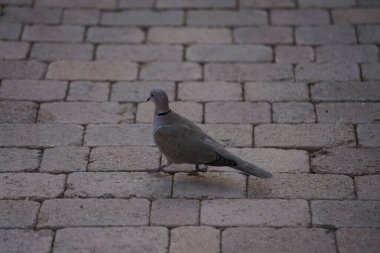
[0,0,380,252]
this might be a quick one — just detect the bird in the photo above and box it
[146,88,272,178]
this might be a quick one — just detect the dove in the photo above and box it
[146,88,272,178]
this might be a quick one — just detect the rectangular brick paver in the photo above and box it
[337,228,380,253]
[178,82,242,102]
[151,199,199,226]
[271,10,330,25]
[38,198,149,228]
[23,25,84,43]
[255,124,355,150]
[0,148,40,172]
[316,45,378,63]
[54,227,168,253]
[355,175,380,200]
[0,173,65,199]
[249,174,354,199]
[311,200,380,228]
[273,102,315,123]
[0,200,40,228]
[88,146,160,172]
[296,62,360,82]
[357,124,380,147]
[157,0,235,8]
[201,199,310,226]
[86,27,144,43]
[0,41,29,60]
[222,227,336,253]
[332,9,380,24]
[362,62,380,80]
[298,0,356,8]
[0,229,53,253]
[63,9,100,25]
[0,23,22,39]
[30,43,94,61]
[67,81,109,101]
[0,124,83,147]
[47,61,138,81]
[65,172,172,198]
[3,6,61,24]
[0,101,37,123]
[245,82,309,101]
[0,61,46,79]
[101,10,183,26]
[40,147,89,173]
[140,62,201,81]
[35,0,117,9]
[187,10,267,26]
[275,46,314,63]
[311,146,380,175]
[173,172,246,199]
[358,25,380,43]
[240,0,296,8]
[296,25,356,45]
[200,124,253,147]
[234,27,293,44]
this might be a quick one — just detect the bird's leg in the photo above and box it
[146,163,170,173]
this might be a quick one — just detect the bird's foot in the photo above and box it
[198,165,208,173]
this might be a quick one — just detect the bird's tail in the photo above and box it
[232,160,272,179]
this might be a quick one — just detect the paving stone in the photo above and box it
[0,61,46,79]
[240,0,295,8]
[101,10,183,26]
[358,25,380,43]
[88,146,160,172]
[84,123,153,146]
[137,102,203,123]
[362,63,380,80]
[157,0,235,8]
[54,227,168,253]
[255,124,355,150]
[205,63,293,81]
[0,0,32,4]
[316,102,380,123]
[148,27,232,44]
[223,227,336,253]
[111,81,175,102]
[187,10,267,26]
[178,82,242,101]
[0,173,65,199]
[249,174,354,199]
[311,146,380,175]
[245,82,309,101]
[119,0,154,8]
[298,0,356,8]
[35,0,117,9]
[140,62,201,81]
[0,200,39,228]
[38,102,134,124]
[296,25,356,45]
[173,172,246,199]
[0,23,22,39]
[234,27,293,44]
[23,25,84,43]
[200,124,252,147]
[311,81,380,101]
[0,80,67,101]
[311,200,380,228]
[38,198,149,228]
[271,10,330,25]
[65,172,172,198]
[355,175,380,200]
[357,124,380,147]
[151,199,199,226]
[0,148,40,172]
[47,61,138,81]
[214,148,309,173]
[170,227,219,253]
[205,102,271,123]
[273,102,315,123]
[63,9,100,25]
[337,228,380,253]
[275,46,314,63]
[97,45,182,61]
[186,45,272,62]
[316,45,378,63]
[332,9,380,24]
[86,27,144,43]
[3,7,61,24]
[0,229,53,253]
[67,81,109,101]
[358,0,380,6]
[0,124,83,147]
[201,199,310,226]
[296,62,360,82]
[0,101,37,123]
[30,43,93,61]
[40,147,89,173]
[0,41,29,60]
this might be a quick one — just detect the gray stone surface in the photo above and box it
[54,227,168,253]
[170,227,220,253]
[273,102,315,123]
[65,172,172,198]
[0,229,53,253]
[0,61,46,79]
[0,148,40,172]
[316,103,380,123]
[38,198,149,228]
[30,43,93,61]
[86,27,144,43]
[357,124,380,147]
[245,82,309,101]
[337,228,380,253]
[101,10,183,26]
[355,175,380,200]
[0,200,40,228]
[151,199,199,226]
[67,81,109,101]
[140,62,202,81]
[40,147,89,173]
[0,101,37,123]
[296,62,360,82]
[178,82,242,102]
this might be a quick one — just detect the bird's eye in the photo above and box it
[151,94,154,97]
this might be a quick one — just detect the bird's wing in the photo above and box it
[154,123,218,164]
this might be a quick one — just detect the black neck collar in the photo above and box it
[157,109,171,116]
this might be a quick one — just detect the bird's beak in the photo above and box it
[146,97,151,102]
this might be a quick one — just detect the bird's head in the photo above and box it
[147,88,170,111]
